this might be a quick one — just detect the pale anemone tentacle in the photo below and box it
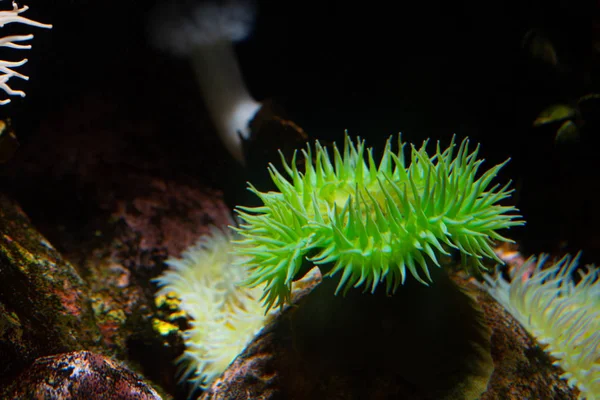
[154,226,275,391]
[480,254,600,400]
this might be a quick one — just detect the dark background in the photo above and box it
[2,0,600,263]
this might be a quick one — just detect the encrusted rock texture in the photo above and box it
[0,351,162,399]
[466,278,579,400]
[200,271,579,400]
[0,195,101,377]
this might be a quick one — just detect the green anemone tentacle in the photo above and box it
[234,133,524,311]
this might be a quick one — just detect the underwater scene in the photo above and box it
[0,0,599,399]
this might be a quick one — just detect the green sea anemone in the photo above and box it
[154,227,275,390]
[234,133,524,310]
[481,255,600,400]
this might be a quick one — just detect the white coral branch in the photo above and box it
[0,2,51,104]
[0,2,52,29]
[0,34,34,49]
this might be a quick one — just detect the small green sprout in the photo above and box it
[234,133,524,311]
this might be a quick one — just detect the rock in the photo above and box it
[457,273,579,400]
[0,350,162,400]
[1,91,237,393]
[201,268,496,400]
[0,195,101,379]
[200,267,579,400]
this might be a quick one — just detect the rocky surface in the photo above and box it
[202,268,494,400]
[201,268,578,400]
[0,351,163,399]
[0,195,101,379]
[468,276,578,400]
[0,88,234,396]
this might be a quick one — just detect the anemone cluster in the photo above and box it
[234,133,524,310]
